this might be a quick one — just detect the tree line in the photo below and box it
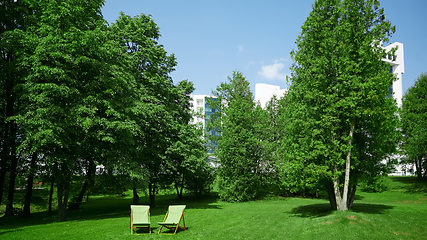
[1,0,426,222]
[0,0,212,221]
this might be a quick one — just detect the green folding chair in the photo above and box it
[130,205,151,234]
[158,205,186,235]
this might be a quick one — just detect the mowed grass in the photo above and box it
[1,177,426,239]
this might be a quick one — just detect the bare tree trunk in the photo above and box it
[416,157,422,178]
[0,152,7,208]
[57,165,70,222]
[347,185,357,209]
[48,178,54,214]
[180,175,184,197]
[69,159,94,210]
[327,181,337,210]
[342,121,355,210]
[57,178,70,222]
[0,126,9,208]
[132,187,139,204]
[332,169,344,210]
[148,181,156,207]
[175,174,184,199]
[5,123,17,217]
[333,121,355,211]
[22,152,37,217]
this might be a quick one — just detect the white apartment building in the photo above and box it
[190,94,219,156]
[190,94,215,130]
[254,83,288,109]
[383,42,404,108]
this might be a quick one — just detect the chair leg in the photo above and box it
[182,215,186,230]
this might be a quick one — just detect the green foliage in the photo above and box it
[208,71,265,202]
[400,73,427,178]
[184,158,215,196]
[359,175,388,193]
[279,0,399,210]
[0,0,210,220]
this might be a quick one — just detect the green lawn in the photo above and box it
[1,177,426,239]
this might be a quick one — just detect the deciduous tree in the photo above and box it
[208,71,264,202]
[279,0,399,211]
[17,0,133,221]
[401,73,427,178]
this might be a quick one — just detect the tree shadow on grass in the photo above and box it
[290,202,393,218]
[389,177,427,195]
[0,229,23,236]
[351,203,393,214]
[290,203,334,218]
[0,192,221,230]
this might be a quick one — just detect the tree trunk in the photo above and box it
[0,125,9,208]
[332,171,345,210]
[174,183,180,198]
[0,153,6,208]
[179,175,184,197]
[69,159,94,210]
[416,157,422,178]
[0,49,14,210]
[57,166,70,221]
[347,185,357,209]
[22,152,37,217]
[333,121,355,211]
[132,187,139,204]
[175,175,184,199]
[148,181,156,207]
[48,178,54,214]
[326,182,337,210]
[57,178,70,222]
[5,123,17,217]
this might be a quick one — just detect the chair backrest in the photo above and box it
[165,205,186,224]
[131,205,150,224]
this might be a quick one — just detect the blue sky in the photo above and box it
[102,0,427,96]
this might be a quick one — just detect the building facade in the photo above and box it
[254,83,287,109]
[190,94,219,155]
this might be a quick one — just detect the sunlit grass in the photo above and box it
[1,177,426,239]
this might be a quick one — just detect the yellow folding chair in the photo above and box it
[130,205,151,234]
[158,205,186,235]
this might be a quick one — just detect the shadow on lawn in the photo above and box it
[0,229,23,236]
[290,202,393,218]
[389,176,427,195]
[290,203,333,218]
[0,193,220,230]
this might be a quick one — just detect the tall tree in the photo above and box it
[17,0,134,221]
[208,71,263,202]
[401,73,427,178]
[279,0,399,211]
[109,12,185,206]
[0,0,37,215]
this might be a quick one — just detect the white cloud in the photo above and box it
[238,45,244,53]
[257,59,288,81]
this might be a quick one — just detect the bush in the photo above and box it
[360,175,388,193]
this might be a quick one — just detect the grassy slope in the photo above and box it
[0,177,426,239]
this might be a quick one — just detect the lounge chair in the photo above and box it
[130,205,151,234]
[158,205,186,235]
